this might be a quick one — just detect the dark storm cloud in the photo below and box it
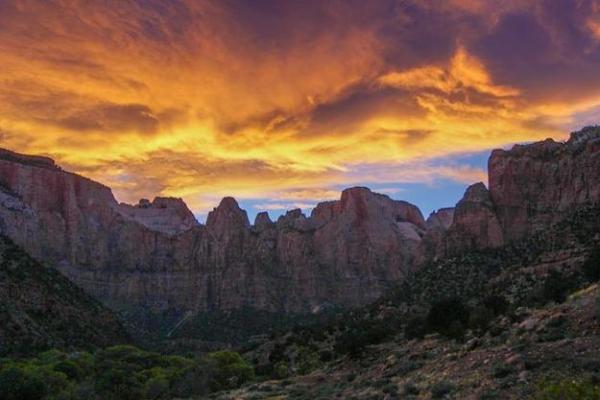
[56,103,160,135]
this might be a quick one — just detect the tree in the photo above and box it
[0,365,47,400]
[426,298,469,339]
[582,247,600,283]
[204,351,254,392]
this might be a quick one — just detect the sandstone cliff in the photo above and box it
[1,126,599,314]
[489,126,600,242]
[442,182,504,253]
[438,126,600,256]
[0,149,426,313]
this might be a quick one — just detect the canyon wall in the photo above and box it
[0,149,425,312]
[1,126,599,313]
[436,126,600,256]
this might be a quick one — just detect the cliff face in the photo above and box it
[0,150,426,313]
[1,126,599,314]
[489,127,600,242]
[433,126,600,256]
[442,182,504,253]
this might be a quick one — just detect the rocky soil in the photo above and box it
[211,285,600,399]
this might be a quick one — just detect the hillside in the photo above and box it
[208,203,600,399]
[0,235,129,356]
[214,284,600,399]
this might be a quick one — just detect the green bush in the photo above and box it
[144,376,169,399]
[273,361,289,379]
[296,348,321,375]
[404,314,427,340]
[426,298,469,339]
[532,377,600,399]
[491,362,513,379]
[582,247,600,283]
[431,380,455,399]
[483,295,509,316]
[0,365,47,400]
[469,306,495,333]
[53,360,82,380]
[542,270,573,304]
[0,345,241,399]
[334,318,390,357]
[205,350,255,391]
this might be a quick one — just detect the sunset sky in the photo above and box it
[1,0,600,221]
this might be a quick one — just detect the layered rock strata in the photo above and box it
[1,126,599,313]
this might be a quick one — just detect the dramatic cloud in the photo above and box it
[0,0,599,217]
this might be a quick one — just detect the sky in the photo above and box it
[1,0,600,222]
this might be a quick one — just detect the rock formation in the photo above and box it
[1,126,599,314]
[429,126,600,257]
[0,150,426,313]
[0,234,128,355]
[442,182,504,253]
[489,126,600,242]
[118,197,199,235]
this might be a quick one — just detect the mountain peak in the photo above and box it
[206,196,250,232]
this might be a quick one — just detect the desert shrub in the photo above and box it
[403,381,420,395]
[491,362,513,378]
[469,306,495,333]
[582,247,600,283]
[144,376,169,399]
[273,361,289,379]
[542,270,573,304]
[0,365,47,400]
[595,296,600,322]
[382,382,398,395]
[319,350,333,362]
[404,314,427,339]
[94,362,145,400]
[296,348,321,375]
[0,345,239,400]
[334,329,369,358]
[483,295,509,316]
[479,389,501,399]
[426,298,469,339]
[431,380,455,399]
[53,359,83,380]
[205,350,254,391]
[333,318,389,357]
[532,377,600,399]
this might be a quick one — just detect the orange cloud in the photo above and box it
[589,18,600,39]
[0,1,599,214]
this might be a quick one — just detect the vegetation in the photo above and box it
[532,378,600,400]
[0,346,254,399]
[425,297,470,339]
[333,317,390,357]
[3,202,600,399]
[0,235,127,356]
[582,246,600,283]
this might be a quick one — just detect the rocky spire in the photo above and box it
[206,197,250,234]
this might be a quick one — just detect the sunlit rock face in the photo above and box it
[0,152,426,313]
[118,197,199,235]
